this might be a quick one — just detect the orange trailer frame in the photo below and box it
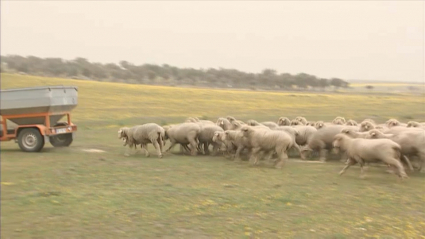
[1,111,77,151]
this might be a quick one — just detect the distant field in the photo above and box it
[1,73,424,125]
[350,83,422,87]
[348,82,425,94]
[1,73,425,238]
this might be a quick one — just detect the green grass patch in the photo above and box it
[1,73,425,238]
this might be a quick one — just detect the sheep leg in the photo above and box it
[255,150,269,165]
[141,144,150,157]
[188,138,198,156]
[319,148,328,162]
[352,156,367,179]
[359,163,366,179]
[299,147,312,160]
[152,140,163,158]
[418,151,425,173]
[203,142,210,155]
[165,141,177,153]
[339,158,357,175]
[124,141,138,156]
[293,143,304,160]
[249,147,261,166]
[384,157,408,179]
[275,147,289,169]
[196,143,204,155]
[401,155,413,172]
[211,143,220,156]
[217,142,229,158]
[157,137,164,154]
[264,150,276,164]
[181,144,192,155]
[234,145,245,162]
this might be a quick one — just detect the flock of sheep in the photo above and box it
[117,116,425,180]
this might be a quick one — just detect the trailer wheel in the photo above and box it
[17,128,45,152]
[50,133,73,147]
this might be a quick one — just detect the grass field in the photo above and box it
[1,73,425,238]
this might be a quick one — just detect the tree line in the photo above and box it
[1,55,349,91]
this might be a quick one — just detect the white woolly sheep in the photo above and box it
[118,123,165,158]
[163,122,201,156]
[240,125,293,168]
[333,133,408,180]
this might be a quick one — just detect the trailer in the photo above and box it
[0,85,78,152]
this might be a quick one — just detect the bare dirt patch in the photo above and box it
[82,149,106,153]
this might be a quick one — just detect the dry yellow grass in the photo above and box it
[1,73,424,125]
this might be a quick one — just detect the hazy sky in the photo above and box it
[1,1,424,82]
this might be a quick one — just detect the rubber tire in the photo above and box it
[17,128,45,152]
[50,133,73,147]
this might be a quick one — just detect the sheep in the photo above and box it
[240,125,293,168]
[212,131,237,158]
[292,125,318,146]
[226,116,245,125]
[185,117,199,123]
[221,129,252,161]
[302,125,359,161]
[118,123,165,158]
[185,118,219,154]
[186,117,215,126]
[274,126,302,158]
[359,121,377,132]
[216,117,243,130]
[216,117,232,130]
[340,128,369,138]
[229,121,244,130]
[386,119,407,128]
[247,119,262,127]
[333,133,408,180]
[332,116,346,125]
[246,120,271,129]
[294,116,308,125]
[339,127,412,172]
[345,119,358,126]
[197,125,225,155]
[277,117,291,126]
[314,121,329,130]
[118,127,131,146]
[366,129,423,173]
[274,126,299,139]
[383,125,424,134]
[163,122,201,156]
[361,119,376,125]
[260,121,279,129]
[290,119,304,126]
[407,121,425,128]
[306,121,316,126]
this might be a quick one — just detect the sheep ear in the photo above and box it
[371,132,376,136]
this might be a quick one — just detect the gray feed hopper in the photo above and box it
[0,86,78,126]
